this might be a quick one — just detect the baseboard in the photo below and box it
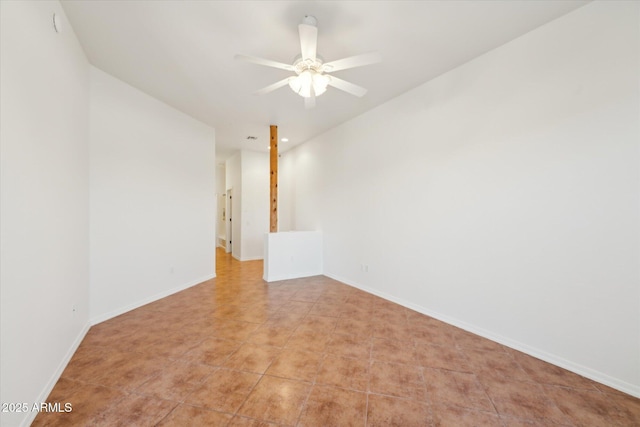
[18,274,216,426]
[324,272,640,399]
[264,271,324,283]
[89,274,216,325]
[263,274,288,282]
[239,256,263,261]
[20,321,91,427]
[231,253,261,261]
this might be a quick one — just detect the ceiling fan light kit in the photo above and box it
[289,70,330,97]
[236,15,381,108]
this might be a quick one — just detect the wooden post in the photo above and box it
[270,125,278,232]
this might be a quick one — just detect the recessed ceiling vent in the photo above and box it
[246,136,258,140]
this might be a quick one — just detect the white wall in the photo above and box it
[264,231,323,282]
[226,152,242,258]
[90,67,216,322]
[286,1,639,395]
[278,151,295,232]
[0,2,90,426]
[240,151,270,260]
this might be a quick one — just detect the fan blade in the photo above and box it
[235,54,294,71]
[254,77,293,95]
[305,86,316,109]
[299,24,317,61]
[327,76,368,97]
[322,52,382,72]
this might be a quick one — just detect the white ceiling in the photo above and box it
[61,0,589,162]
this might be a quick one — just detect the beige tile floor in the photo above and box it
[34,248,639,426]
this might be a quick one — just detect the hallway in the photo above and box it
[34,248,639,426]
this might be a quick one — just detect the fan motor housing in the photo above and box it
[292,54,324,75]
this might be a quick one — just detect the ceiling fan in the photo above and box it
[235,15,381,109]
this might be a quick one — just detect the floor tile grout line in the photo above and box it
[229,371,267,422]
[37,250,640,426]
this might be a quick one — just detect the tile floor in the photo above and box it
[34,248,639,426]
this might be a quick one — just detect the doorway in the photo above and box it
[226,188,233,253]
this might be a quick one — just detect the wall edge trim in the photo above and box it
[239,256,263,261]
[89,274,216,325]
[324,272,640,398]
[263,271,322,283]
[20,321,91,427]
